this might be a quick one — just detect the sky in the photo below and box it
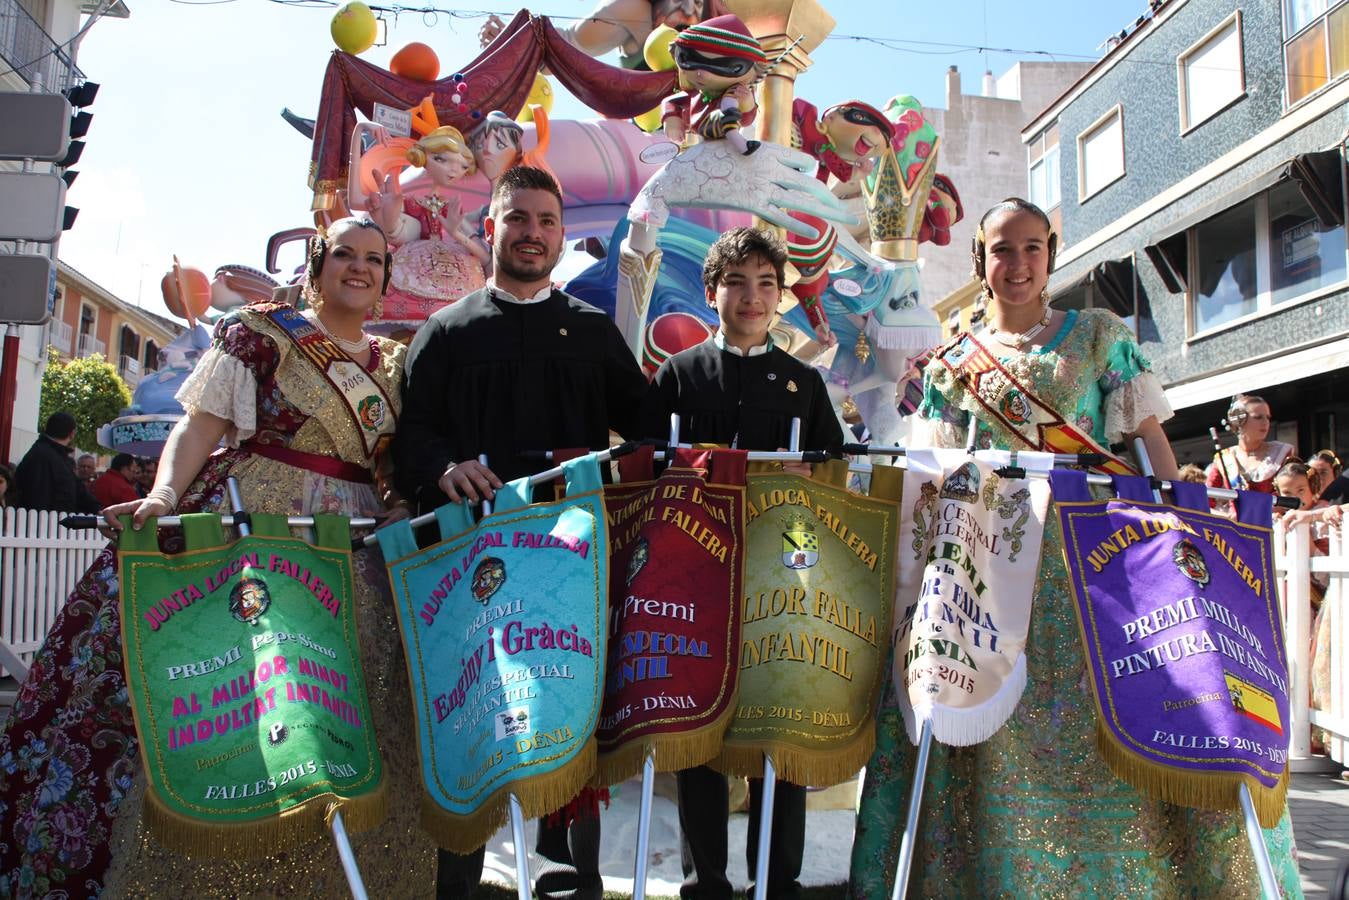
[56,0,1148,321]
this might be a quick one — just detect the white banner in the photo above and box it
[894,449,1053,745]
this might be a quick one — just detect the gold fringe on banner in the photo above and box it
[713,724,876,789]
[594,708,736,787]
[143,778,388,858]
[1094,722,1289,828]
[421,740,598,854]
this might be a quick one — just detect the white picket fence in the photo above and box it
[0,507,108,685]
[1274,519,1348,766]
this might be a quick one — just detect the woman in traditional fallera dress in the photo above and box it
[1207,395,1294,496]
[0,218,436,897]
[848,199,1303,898]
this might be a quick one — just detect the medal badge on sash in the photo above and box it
[1054,472,1290,825]
[377,455,608,852]
[267,306,395,459]
[118,513,384,855]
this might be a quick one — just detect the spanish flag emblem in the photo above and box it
[1225,671,1282,735]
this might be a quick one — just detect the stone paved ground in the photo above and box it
[479,770,1349,897]
[1289,771,1349,897]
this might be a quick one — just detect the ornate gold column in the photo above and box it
[725,0,835,148]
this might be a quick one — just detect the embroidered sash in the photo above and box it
[266,306,396,460]
[935,331,1136,475]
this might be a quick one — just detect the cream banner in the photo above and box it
[894,449,1052,745]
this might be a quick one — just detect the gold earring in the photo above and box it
[1040,288,1051,307]
[372,296,384,320]
[306,288,324,312]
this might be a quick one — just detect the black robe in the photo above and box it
[641,338,843,453]
[394,288,647,508]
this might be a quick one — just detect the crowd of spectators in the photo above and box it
[5,412,161,513]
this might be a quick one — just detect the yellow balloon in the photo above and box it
[331,2,378,55]
[644,24,679,72]
[517,73,555,123]
[633,106,664,134]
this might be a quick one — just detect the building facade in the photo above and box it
[1023,0,1348,467]
[921,61,1093,312]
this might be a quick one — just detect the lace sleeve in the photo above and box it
[1104,370,1173,444]
[174,348,259,447]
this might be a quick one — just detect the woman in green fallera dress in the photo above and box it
[848,199,1303,898]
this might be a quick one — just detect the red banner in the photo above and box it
[595,448,747,784]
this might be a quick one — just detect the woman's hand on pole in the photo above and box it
[99,496,172,537]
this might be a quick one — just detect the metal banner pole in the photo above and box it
[329,809,370,900]
[752,757,778,894]
[509,793,532,900]
[1130,440,1278,900]
[631,417,691,899]
[224,477,369,900]
[890,718,933,900]
[751,419,803,895]
[474,457,535,900]
[632,753,656,900]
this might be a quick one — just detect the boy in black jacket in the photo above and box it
[641,227,843,899]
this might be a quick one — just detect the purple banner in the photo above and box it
[1056,474,1290,824]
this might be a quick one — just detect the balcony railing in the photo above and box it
[44,318,71,354]
[76,332,104,358]
[118,354,139,386]
[0,0,86,92]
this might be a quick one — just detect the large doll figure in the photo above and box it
[351,124,489,331]
[792,98,892,183]
[662,14,766,155]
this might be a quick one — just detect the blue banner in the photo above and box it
[378,455,608,851]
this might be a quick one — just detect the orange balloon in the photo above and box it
[160,258,211,325]
[390,43,440,82]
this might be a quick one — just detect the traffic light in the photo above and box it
[0,84,98,324]
[57,81,98,228]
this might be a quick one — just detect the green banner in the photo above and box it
[118,513,384,856]
[716,463,899,786]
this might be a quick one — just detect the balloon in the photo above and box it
[518,73,554,123]
[160,257,211,325]
[390,42,440,82]
[330,2,378,55]
[643,24,679,72]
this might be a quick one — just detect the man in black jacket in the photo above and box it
[15,412,100,512]
[396,165,647,900]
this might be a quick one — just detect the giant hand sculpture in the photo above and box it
[628,138,856,242]
[617,138,859,355]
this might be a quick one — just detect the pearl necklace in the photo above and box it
[305,310,369,355]
[989,307,1052,348]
